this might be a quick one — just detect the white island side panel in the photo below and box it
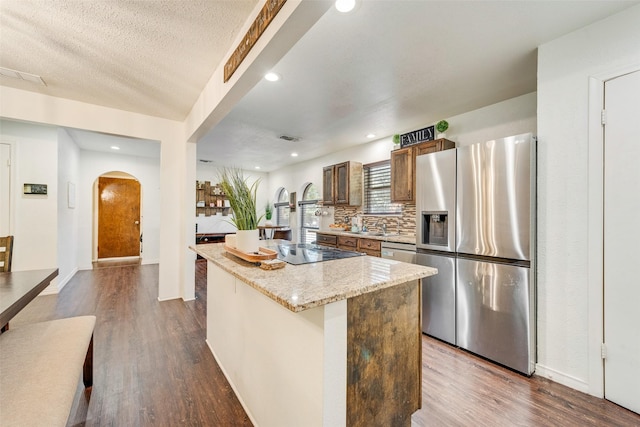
[206,263,346,427]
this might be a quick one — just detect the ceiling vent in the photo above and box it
[279,135,300,142]
[0,67,46,86]
[199,159,213,163]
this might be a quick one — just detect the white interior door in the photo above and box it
[604,69,640,414]
[0,143,10,236]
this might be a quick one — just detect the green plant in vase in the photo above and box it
[219,168,263,252]
[392,134,401,147]
[436,120,449,138]
[265,203,273,225]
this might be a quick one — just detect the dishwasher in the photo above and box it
[381,241,417,264]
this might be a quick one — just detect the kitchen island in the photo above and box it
[191,241,437,427]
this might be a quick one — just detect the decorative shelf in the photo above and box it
[196,181,231,217]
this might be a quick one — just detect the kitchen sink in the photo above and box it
[348,231,396,237]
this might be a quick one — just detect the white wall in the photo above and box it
[536,4,640,394]
[0,120,58,288]
[443,92,537,148]
[78,149,161,269]
[268,92,537,232]
[195,163,269,234]
[0,87,187,300]
[56,128,80,291]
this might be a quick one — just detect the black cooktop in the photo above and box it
[275,243,365,265]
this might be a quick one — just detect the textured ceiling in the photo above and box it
[0,1,638,169]
[0,0,259,120]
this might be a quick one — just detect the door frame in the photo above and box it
[587,64,640,398]
[0,140,16,236]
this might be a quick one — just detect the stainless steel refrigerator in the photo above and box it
[417,133,536,375]
[416,149,457,346]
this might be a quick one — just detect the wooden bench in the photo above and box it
[0,316,96,427]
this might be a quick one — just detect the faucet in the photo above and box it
[374,219,387,235]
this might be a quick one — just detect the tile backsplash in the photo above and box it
[334,204,416,236]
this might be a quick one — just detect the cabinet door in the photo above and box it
[415,141,438,156]
[391,147,414,202]
[416,139,455,156]
[316,233,337,247]
[358,238,381,257]
[337,235,358,250]
[322,166,335,205]
[335,162,350,204]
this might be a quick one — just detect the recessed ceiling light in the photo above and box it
[335,0,356,13]
[291,153,298,157]
[110,146,120,150]
[366,133,376,139]
[264,72,280,82]
[255,166,261,170]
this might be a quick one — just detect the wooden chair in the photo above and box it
[0,236,13,273]
[0,236,14,332]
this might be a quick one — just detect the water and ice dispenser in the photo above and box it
[421,211,449,246]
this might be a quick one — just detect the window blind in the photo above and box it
[364,161,402,215]
[275,188,290,226]
[299,183,320,244]
[299,201,319,244]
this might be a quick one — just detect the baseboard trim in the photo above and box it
[205,339,259,427]
[95,256,141,262]
[55,267,79,293]
[535,363,589,394]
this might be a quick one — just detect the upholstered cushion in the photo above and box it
[0,316,96,427]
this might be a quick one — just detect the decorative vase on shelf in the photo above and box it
[392,133,401,149]
[436,120,449,140]
[264,203,273,226]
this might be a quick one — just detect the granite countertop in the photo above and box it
[191,241,436,313]
[313,229,417,245]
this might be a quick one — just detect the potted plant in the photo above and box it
[392,134,401,147]
[265,203,273,226]
[436,120,449,139]
[219,168,263,253]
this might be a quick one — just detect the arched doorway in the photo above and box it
[95,171,141,260]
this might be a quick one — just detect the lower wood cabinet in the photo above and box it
[316,233,337,247]
[358,238,381,257]
[317,233,382,257]
[337,235,358,251]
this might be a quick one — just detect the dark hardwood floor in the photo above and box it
[11,260,640,426]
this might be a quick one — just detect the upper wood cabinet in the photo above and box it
[322,166,335,204]
[391,138,455,203]
[322,161,363,206]
[390,147,415,202]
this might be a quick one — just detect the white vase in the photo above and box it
[236,229,260,253]
[437,132,447,139]
[225,234,237,248]
[265,219,273,226]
